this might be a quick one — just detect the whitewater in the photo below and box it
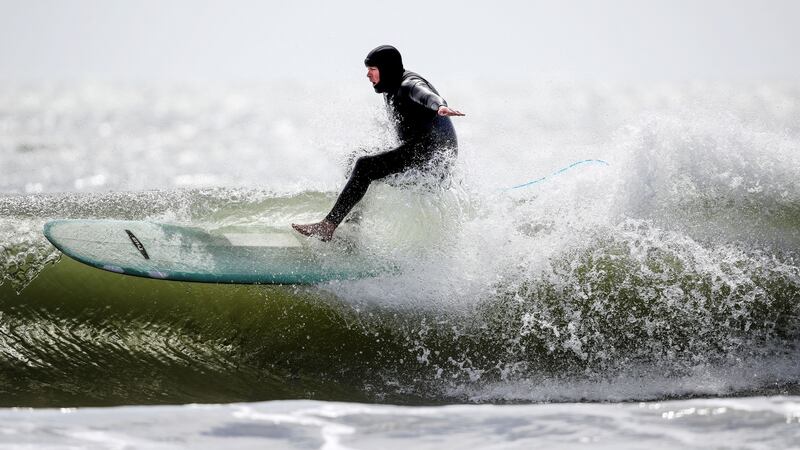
[1,80,799,447]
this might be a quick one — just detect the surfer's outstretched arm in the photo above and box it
[405,81,465,117]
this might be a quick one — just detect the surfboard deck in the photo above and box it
[43,219,387,284]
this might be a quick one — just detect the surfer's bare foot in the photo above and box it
[291,219,336,242]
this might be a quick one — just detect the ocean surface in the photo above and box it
[1,80,799,447]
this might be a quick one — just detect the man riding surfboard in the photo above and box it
[292,45,465,241]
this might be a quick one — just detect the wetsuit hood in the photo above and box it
[365,45,404,93]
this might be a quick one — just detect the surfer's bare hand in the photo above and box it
[438,106,465,117]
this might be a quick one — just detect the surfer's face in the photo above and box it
[366,66,380,87]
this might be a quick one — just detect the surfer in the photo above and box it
[292,45,465,241]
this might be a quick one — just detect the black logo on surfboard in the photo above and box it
[125,229,150,260]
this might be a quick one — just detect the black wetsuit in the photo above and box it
[325,46,458,225]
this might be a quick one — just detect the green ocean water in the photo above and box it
[2,188,798,407]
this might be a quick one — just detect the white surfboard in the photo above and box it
[44,219,388,284]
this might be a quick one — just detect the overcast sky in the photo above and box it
[1,0,799,82]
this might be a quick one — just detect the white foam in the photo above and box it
[0,398,798,449]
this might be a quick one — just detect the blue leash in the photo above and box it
[507,159,609,190]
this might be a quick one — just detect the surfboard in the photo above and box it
[43,219,387,284]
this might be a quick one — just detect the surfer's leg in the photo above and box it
[344,146,375,178]
[292,143,422,241]
[292,146,413,241]
[324,144,416,225]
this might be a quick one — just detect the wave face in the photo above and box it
[1,82,799,406]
